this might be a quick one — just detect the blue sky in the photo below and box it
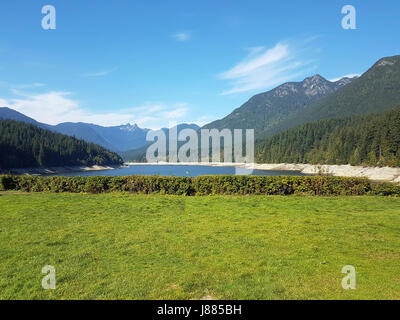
[0,0,399,128]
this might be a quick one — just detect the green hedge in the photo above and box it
[1,174,399,196]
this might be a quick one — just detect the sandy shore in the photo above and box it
[250,163,400,183]
[126,162,400,183]
[3,162,399,183]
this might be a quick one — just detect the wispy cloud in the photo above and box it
[0,90,192,129]
[329,73,361,82]
[218,40,317,95]
[1,91,81,125]
[131,102,190,128]
[172,32,191,42]
[82,67,117,78]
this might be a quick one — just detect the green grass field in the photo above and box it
[0,192,399,300]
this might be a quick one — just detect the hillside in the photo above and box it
[0,107,50,129]
[53,122,150,152]
[203,75,355,138]
[0,119,123,169]
[0,107,150,152]
[125,75,356,162]
[256,106,400,167]
[263,55,400,137]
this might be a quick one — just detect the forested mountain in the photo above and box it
[0,107,150,152]
[203,75,356,138]
[262,55,400,137]
[123,74,357,162]
[0,107,202,157]
[256,106,400,167]
[0,120,123,169]
[125,56,400,164]
[3,55,400,166]
[52,122,117,151]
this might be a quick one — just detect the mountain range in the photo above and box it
[0,108,202,155]
[1,55,400,165]
[259,55,400,138]
[203,74,357,139]
[0,108,148,152]
[204,55,400,142]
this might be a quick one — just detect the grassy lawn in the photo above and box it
[0,192,399,300]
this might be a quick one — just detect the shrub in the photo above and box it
[85,176,112,194]
[369,182,400,197]
[0,175,19,191]
[0,174,397,196]
[122,176,194,195]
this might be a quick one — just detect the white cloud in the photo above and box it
[1,91,81,125]
[329,74,361,82]
[172,32,191,42]
[163,107,188,119]
[0,91,191,129]
[130,102,190,129]
[218,41,316,95]
[82,67,117,78]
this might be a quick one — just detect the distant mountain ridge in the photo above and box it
[203,74,358,138]
[0,107,151,153]
[52,122,150,152]
[0,107,203,154]
[0,107,49,129]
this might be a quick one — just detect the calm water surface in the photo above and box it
[50,165,309,177]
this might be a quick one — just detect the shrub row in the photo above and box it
[1,174,399,196]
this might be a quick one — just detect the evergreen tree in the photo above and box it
[0,120,123,169]
[255,106,400,167]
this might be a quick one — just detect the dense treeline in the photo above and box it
[256,107,400,167]
[1,174,399,196]
[0,120,123,169]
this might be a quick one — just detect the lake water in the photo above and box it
[51,164,309,177]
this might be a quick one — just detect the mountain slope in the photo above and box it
[0,119,123,169]
[52,123,120,152]
[123,55,400,163]
[203,75,356,137]
[256,106,400,167]
[0,107,50,129]
[122,123,200,162]
[0,107,150,152]
[264,55,400,137]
